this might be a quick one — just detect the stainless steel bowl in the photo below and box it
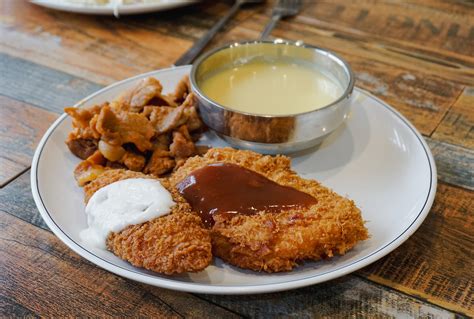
[190,40,355,154]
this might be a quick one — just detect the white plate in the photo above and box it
[31,65,437,295]
[30,0,197,15]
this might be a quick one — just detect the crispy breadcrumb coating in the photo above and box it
[171,148,369,273]
[84,169,212,275]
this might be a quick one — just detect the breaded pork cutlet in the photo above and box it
[170,148,368,273]
[84,169,212,275]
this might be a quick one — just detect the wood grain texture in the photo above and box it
[235,7,474,86]
[299,1,474,58]
[0,53,102,113]
[0,0,256,84]
[206,0,473,137]
[427,138,474,191]
[0,211,180,318]
[1,0,470,136]
[212,21,466,136]
[358,183,474,316]
[0,160,25,189]
[0,296,39,318]
[0,0,473,316]
[2,54,468,192]
[0,200,457,318]
[200,276,457,319]
[0,211,241,318]
[433,87,474,149]
[2,56,469,190]
[0,170,48,230]
[2,50,468,190]
[0,170,468,317]
[0,171,240,318]
[0,96,58,187]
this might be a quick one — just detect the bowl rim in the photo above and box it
[190,39,355,118]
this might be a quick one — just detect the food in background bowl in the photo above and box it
[200,58,343,116]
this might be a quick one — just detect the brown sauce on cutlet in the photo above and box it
[176,163,317,227]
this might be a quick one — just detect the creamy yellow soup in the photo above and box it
[200,60,343,115]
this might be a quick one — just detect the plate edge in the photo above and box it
[30,69,438,295]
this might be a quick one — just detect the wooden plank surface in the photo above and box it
[0,49,471,190]
[205,21,468,136]
[0,160,25,190]
[433,87,474,149]
[0,213,178,318]
[427,138,474,190]
[0,0,256,84]
[0,211,242,318]
[1,169,470,317]
[0,208,457,318]
[0,95,58,187]
[0,53,102,112]
[233,10,474,87]
[0,0,188,84]
[298,1,474,58]
[1,0,470,136]
[0,170,48,230]
[358,183,474,316]
[200,276,457,319]
[0,0,473,317]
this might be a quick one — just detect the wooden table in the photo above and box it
[1,0,472,317]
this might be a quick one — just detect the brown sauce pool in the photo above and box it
[176,163,317,227]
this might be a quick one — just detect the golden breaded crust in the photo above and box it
[107,211,212,275]
[171,148,369,272]
[84,169,212,275]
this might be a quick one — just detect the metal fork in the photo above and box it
[174,0,263,66]
[260,0,302,39]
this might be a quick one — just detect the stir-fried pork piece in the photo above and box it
[116,77,164,112]
[143,149,176,176]
[170,125,197,167]
[93,105,154,152]
[172,76,191,104]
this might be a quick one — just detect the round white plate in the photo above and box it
[30,0,197,15]
[31,65,436,295]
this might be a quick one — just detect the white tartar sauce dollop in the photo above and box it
[79,178,175,249]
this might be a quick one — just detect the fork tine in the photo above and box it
[261,0,302,38]
[292,0,303,12]
[275,0,301,16]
